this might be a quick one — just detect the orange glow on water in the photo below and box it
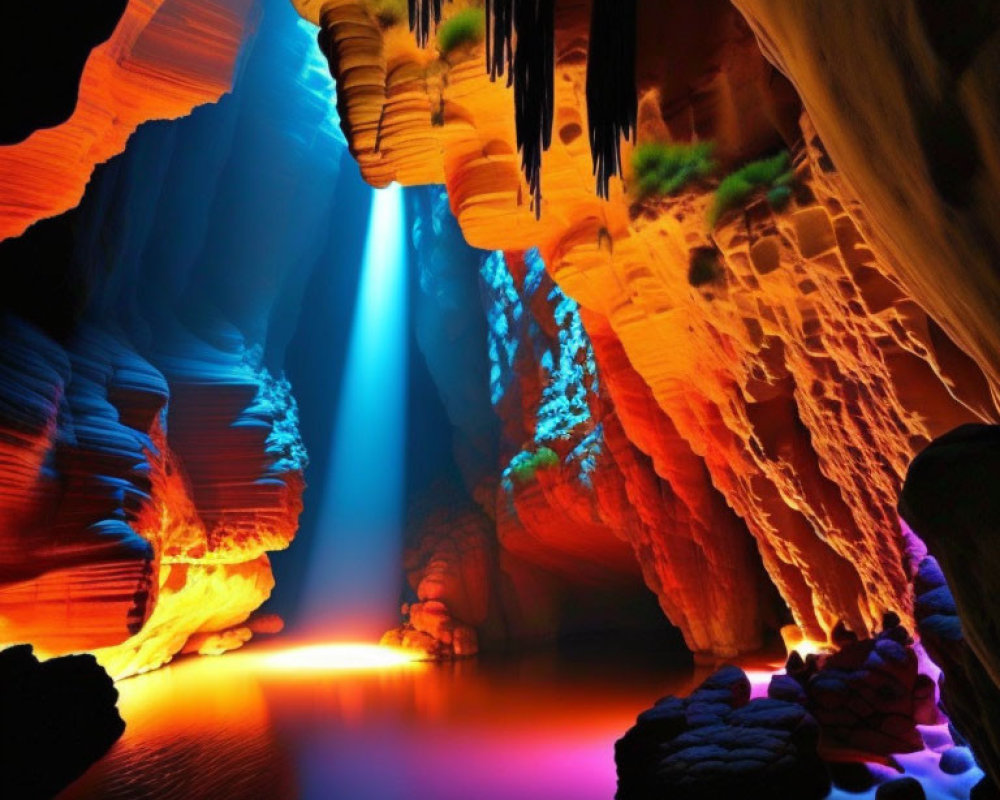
[60,642,701,800]
[256,643,427,672]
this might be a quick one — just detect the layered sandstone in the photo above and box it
[0,314,304,678]
[0,0,258,243]
[303,0,999,649]
[395,189,772,658]
[730,1,1000,396]
[0,0,338,676]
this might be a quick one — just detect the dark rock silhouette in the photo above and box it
[900,424,1000,797]
[615,666,830,800]
[780,614,936,760]
[876,776,926,800]
[0,644,124,799]
[0,2,128,144]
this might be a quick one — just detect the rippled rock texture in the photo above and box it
[0,0,258,242]
[300,0,999,655]
[0,644,124,799]
[0,0,344,676]
[393,186,777,659]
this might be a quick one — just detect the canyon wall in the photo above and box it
[301,0,999,653]
[395,186,778,659]
[0,0,345,676]
[0,0,258,243]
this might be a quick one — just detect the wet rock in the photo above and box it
[940,746,976,776]
[0,644,124,799]
[784,614,929,760]
[616,667,829,800]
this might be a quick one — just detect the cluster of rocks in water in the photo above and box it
[616,614,973,800]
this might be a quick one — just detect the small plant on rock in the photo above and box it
[630,141,716,199]
[509,446,560,485]
[708,150,794,228]
[437,8,485,55]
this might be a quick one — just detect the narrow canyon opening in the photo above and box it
[2,1,1000,799]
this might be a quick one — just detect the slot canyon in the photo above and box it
[1,1,1000,798]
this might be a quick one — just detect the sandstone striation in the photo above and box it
[0,0,340,675]
[299,0,999,652]
[396,187,774,658]
[0,0,258,243]
[730,1,1000,396]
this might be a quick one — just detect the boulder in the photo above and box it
[0,644,124,799]
[616,666,829,800]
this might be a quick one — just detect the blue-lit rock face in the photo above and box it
[0,0,350,676]
[394,187,776,658]
[484,248,600,492]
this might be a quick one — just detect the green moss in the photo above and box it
[708,150,794,228]
[509,447,560,485]
[631,141,716,199]
[766,184,792,210]
[438,8,485,55]
[364,0,407,27]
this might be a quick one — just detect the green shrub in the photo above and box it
[365,0,407,27]
[509,446,560,485]
[708,150,794,228]
[438,8,485,54]
[631,141,716,199]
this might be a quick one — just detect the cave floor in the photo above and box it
[58,640,978,800]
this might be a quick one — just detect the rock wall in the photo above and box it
[0,0,344,677]
[301,0,999,651]
[901,427,1000,794]
[730,1,1000,396]
[0,0,258,242]
[393,186,776,659]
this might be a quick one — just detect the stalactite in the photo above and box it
[586,0,637,199]
[512,0,555,219]
[408,0,445,47]
[485,0,514,82]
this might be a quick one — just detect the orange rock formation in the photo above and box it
[0,0,257,243]
[299,0,1000,653]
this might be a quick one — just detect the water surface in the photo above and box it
[60,641,704,800]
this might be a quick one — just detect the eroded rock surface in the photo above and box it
[779,615,936,761]
[300,0,998,653]
[0,0,258,242]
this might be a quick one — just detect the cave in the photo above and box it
[2,1,1000,798]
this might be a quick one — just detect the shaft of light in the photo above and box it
[299,182,409,639]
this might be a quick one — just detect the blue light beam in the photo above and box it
[299,183,409,639]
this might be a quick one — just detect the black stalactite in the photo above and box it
[408,0,445,48]
[485,0,514,82]
[586,0,637,199]
[512,0,555,219]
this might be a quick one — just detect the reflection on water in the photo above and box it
[60,642,708,800]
